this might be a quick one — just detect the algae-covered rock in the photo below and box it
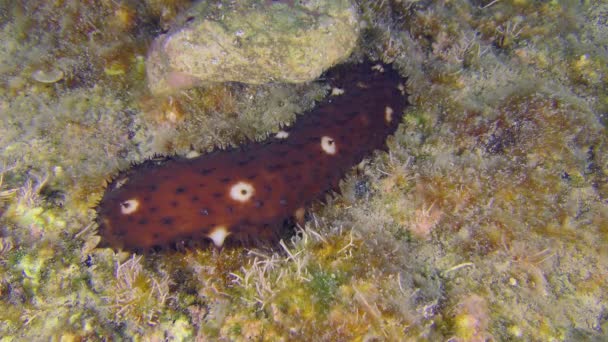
[146,0,359,94]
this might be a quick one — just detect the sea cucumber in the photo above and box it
[96,61,407,251]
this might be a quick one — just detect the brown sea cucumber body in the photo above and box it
[96,61,406,251]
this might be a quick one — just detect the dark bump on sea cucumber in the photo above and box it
[201,168,216,175]
[212,192,222,198]
[175,187,186,194]
[161,217,174,225]
[149,207,158,213]
[286,173,302,182]
[191,196,200,202]
[148,185,158,191]
[264,185,272,193]
[170,200,179,207]
[226,206,234,213]
[138,218,148,225]
[255,200,264,208]
[198,183,206,188]
[334,117,350,125]
[247,174,258,180]
[220,177,231,183]
[267,163,285,171]
[231,224,242,233]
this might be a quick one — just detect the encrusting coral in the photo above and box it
[0,0,606,340]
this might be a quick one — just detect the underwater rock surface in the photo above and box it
[146,0,359,94]
[1,0,607,340]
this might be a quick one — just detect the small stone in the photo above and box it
[31,69,64,84]
[146,0,359,95]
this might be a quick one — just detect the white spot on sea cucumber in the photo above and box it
[294,207,305,223]
[331,87,345,96]
[321,136,336,155]
[397,83,406,95]
[229,181,255,202]
[114,177,129,190]
[276,130,289,139]
[208,226,230,247]
[385,106,394,123]
[120,199,139,215]
[356,82,369,89]
[372,64,384,72]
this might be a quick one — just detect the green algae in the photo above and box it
[0,0,607,340]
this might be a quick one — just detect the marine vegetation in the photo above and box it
[0,0,606,340]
